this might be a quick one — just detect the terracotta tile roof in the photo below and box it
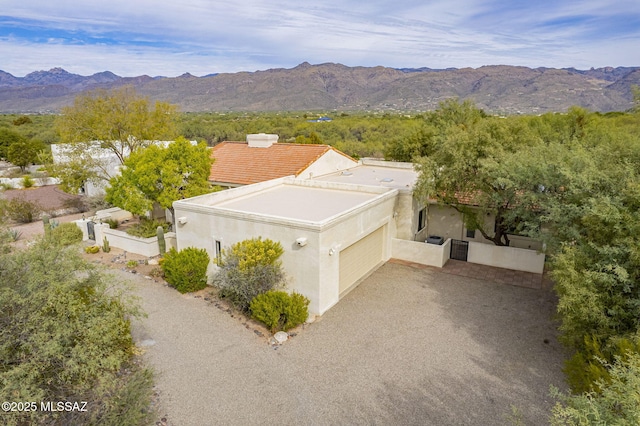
[209,142,352,185]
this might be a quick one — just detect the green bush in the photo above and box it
[85,245,100,254]
[250,291,310,332]
[550,351,640,425]
[104,218,119,229]
[0,239,155,426]
[213,237,286,312]
[21,175,35,188]
[161,247,209,293]
[5,197,41,223]
[126,217,169,238]
[49,222,83,246]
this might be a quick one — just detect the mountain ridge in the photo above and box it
[0,63,638,114]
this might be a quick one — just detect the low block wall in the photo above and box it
[468,242,545,274]
[391,238,451,268]
[0,177,60,188]
[93,223,176,257]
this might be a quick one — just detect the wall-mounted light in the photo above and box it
[329,248,335,256]
[177,216,188,225]
[296,237,307,247]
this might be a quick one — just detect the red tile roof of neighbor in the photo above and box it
[209,142,354,185]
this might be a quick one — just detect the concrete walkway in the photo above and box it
[124,261,567,426]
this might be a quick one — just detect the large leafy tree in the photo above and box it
[106,137,213,220]
[52,86,178,192]
[6,138,46,172]
[0,127,26,159]
[413,99,543,246]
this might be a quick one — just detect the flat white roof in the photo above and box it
[214,184,380,222]
[314,164,417,190]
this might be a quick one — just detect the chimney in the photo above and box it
[247,133,278,148]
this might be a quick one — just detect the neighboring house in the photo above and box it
[208,133,358,187]
[51,140,195,197]
[51,142,123,197]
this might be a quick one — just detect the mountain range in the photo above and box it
[1,63,639,114]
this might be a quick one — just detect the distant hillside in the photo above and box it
[0,63,638,114]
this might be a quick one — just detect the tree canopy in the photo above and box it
[411,100,543,245]
[56,86,178,164]
[51,86,178,193]
[105,137,214,219]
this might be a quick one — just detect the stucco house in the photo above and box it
[172,136,544,317]
[209,133,358,187]
[174,158,431,316]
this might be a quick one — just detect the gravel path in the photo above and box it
[122,262,567,426]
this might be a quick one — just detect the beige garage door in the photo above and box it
[339,226,385,295]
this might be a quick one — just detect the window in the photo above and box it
[215,240,222,265]
[417,207,427,231]
[466,229,476,238]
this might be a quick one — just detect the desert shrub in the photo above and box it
[0,239,155,426]
[250,291,310,332]
[85,245,100,254]
[126,218,169,238]
[564,335,640,393]
[161,247,209,293]
[126,260,138,269]
[62,196,90,213]
[48,222,83,246]
[104,218,119,229]
[213,237,286,312]
[21,175,34,188]
[550,351,640,425]
[5,197,41,223]
[85,194,112,211]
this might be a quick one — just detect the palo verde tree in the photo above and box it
[52,86,178,193]
[105,137,213,222]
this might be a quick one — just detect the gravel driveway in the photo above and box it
[126,262,566,426]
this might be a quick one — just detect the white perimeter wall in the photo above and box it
[89,223,176,257]
[391,238,451,268]
[468,242,545,274]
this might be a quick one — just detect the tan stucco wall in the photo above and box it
[427,204,463,241]
[393,191,414,240]
[391,238,451,268]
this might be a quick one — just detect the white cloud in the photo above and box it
[1,0,639,75]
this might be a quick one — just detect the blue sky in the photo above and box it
[2,1,639,77]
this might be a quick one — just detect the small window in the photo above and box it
[466,229,476,239]
[215,240,222,265]
[417,207,427,231]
